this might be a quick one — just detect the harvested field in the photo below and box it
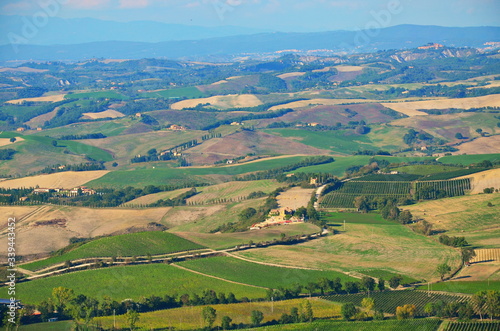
[457,135,500,155]
[382,94,500,117]
[453,260,500,282]
[335,65,364,72]
[457,168,500,194]
[0,137,24,146]
[0,67,48,73]
[269,98,383,110]
[123,188,192,206]
[277,186,315,210]
[0,171,109,189]
[25,107,58,128]
[6,94,66,104]
[277,72,306,79]
[0,205,172,257]
[405,194,500,248]
[171,94,262,110]
[161,205,227,229]
[471,248,500,263]
[81,109,125,119]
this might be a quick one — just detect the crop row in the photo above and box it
[322,290,469,316]
[334,181,413,195]
[443,321,500,331]
[415,178,471,198]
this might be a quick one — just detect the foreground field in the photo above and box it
[0,264,267,305]
[178,256,357,290]
[416,281,500,294]
[234,213,460,280]
[20,231,204,271]
[405,194,500,248]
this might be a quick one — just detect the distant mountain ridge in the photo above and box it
[0,15,268,45]
[1,24,499,64]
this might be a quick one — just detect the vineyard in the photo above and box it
[320,178,471,208]
[443,321,500,331]
[414,179,471,199]
[322,290,470,316]
[470,248,500,263]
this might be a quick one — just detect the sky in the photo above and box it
[1,0,499,31]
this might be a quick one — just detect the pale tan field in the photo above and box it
[312,66,332,73]
[456,135,500,155]
[25,108,58,128]
[210,79,228,85]
[187,180,282,205]
[335,65,364,72]
[382,94,500,117]
[405,194,500,248]
[277,72,306,79]
[161,205,227,229]
[0,205,171,257]
[81,109,125,119]
[277,186,315,210]
[0,67,48,73]
[0,171,109,189]
[171,94,262,110]
[269,98,382,110]
[453,260,500,282]
[124,188,192,206]
[6,94,66,104]
[457,168,500,194]
[0,137,24,146]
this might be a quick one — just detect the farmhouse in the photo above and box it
[169,124,186,131]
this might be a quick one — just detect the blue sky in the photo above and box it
[1,0,499,31]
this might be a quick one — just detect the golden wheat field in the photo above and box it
[171,94,262,110]
[0,170,110,189]
[6,94,66,104]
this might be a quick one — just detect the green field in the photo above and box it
[17,321,73,331]
[323,290,469,316]
[0,264,267,305]
[244,319,442,331]
[439,154,500,165]
[178,256,358,290]
[140,86,206,99]
[86,156,308,188]
[65,90,129,100]
[392,164,464,176]
[20,232,204,271]
[443,321,500,331]
[293,155,435,178]
[417,281,500,294]
[266,129,375,155]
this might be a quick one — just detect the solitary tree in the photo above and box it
[461,247,476,266]
[361,276,376,295]
[361,297,375,316]
[389,275,403,289]
[251,310,264,327]
[341,302,358,320]
[300,300,314,322]
[436,263,452,281]
[377,278,385,292]
[202,306,217,329]
[125,309,140,331]
[396,304,416,320]
[9,137,16,143]
[221,315,232,330]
